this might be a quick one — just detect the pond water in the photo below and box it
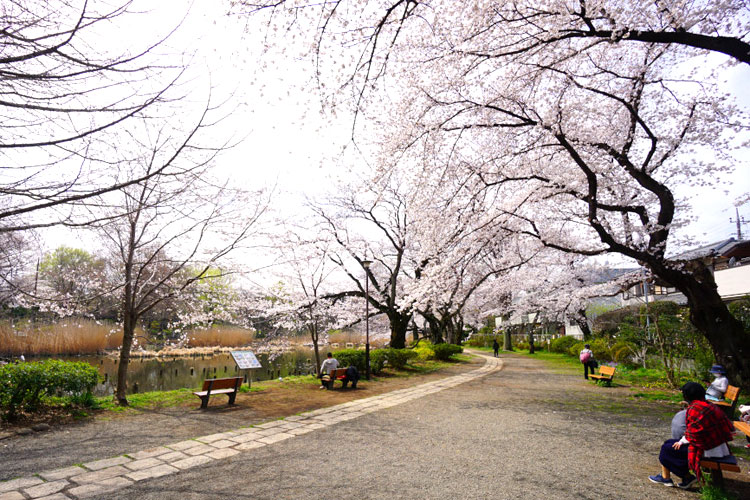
[50,349,319,396]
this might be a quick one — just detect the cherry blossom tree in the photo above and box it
[0,231,33,305]
[401,182,538,345]
[239,0,750,387]
[312,178,423,349]
[262,232,360,373]
[503,254,632,345]
[37,246,113,318]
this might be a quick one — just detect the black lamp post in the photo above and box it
[362,259,372,380]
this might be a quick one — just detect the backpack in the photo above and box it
[579,350,592,363]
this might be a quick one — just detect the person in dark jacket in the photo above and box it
[342,365,359,389]
[492,339,499,357]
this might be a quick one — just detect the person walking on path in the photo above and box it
[319,352,339,389]
[492,339,499,357]
[648,382,735,489]
[579,344,596,379]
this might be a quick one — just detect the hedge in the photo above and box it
[333,347,418,375]
[550,335,579,354]
[332,349,366,373]
[0,359,99,420]
[432,343,463,360]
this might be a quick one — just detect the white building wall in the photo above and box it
[715,265,750,300]
[564,322,585,339]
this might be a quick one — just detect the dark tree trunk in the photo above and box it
[528,325,535,354]
[453,318,465,345]
[411,320,419,343]
[503,328,513,351]
[388,311,412,349]
[116,238,136,406]
[423,314,444,345]
[311,325,321,376]
[653,261,750,390]
[116,314,135,405]
[574,308,592,341]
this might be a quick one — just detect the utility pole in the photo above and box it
[729,207,747,240]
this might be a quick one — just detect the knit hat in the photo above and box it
[708,364,726,375]
[681,382,706,402]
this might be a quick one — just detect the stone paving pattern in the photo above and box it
[1,356,500,500]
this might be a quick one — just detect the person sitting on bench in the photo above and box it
[648,382,734,489]
[319,352,339,390]
[342,365,359,389]
[705,364,729,402]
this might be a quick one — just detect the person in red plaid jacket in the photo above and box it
[648,382,735,489]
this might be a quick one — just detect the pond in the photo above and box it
[49,349,319,396]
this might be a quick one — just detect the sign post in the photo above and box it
[230,351,262,389]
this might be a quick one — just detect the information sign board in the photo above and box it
[230,351,262,370]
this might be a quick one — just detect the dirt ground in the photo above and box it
[1,358,484,481]
[2,352,749,499]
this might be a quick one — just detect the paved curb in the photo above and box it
[1,354,501,500]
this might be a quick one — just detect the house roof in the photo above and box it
[592,267,638,282]
[723,240,750,259]
[669,238,747,261]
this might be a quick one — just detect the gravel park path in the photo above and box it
[2,351,749,499]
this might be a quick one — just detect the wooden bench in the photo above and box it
[193,377,243,409]
[734,420,750,438]
[324,368,349,390]
[700,455,741,487]
[589,365,616,386]
[695,419,748,486]
[710,385,740,418]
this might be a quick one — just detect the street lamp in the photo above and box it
[362,259,372,380]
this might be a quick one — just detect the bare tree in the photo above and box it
[1,0,189,232]
[89,130,267,405]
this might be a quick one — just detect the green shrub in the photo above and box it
[550,336,579,354]
[412,342,436,360]
[332,349,366,372]
[593,305,640,337]
[691,341,716,378]
[0,360,99,420]
[386,348,418,369]
[432,343,463,360]
[464,334,495,347]
[569,341,586,358]
[369,348,417,372]
[590,338,612,362]
[370,349,386,374]
[610,340,636,363]
[728,295,750,334]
